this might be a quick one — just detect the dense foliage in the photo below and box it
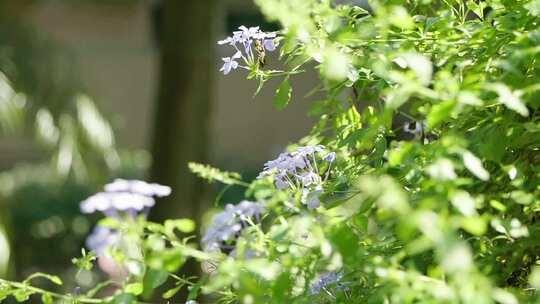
[2,0,540,303]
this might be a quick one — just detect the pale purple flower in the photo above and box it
[296,145,325,157]
[252,31,278,51]
[236,26,260,42]
[258,146,328,186]
[217,37,235,45]
[220,51,242,75]
[230,200,266,218]
[252,30,276,40]
[275,172,289,190]
[80,179,171,215]
[309,272,343,295]
[234,26,260,52]
[217,25,279,75]
[260,150,311,177]
[202,201,265,253]
[257,145,335,209]
[80,192,155,214]
[105,179,171,197]
[263,39,277,51]
[300,172,321,187]
[302,186,323,210]
[86,226,120,256]
[324,152,336,162]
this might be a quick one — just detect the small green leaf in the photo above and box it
[398,52,433,86]
[525,0,540,16]
[352,214,369,233]
[165,219,196,234]
[273,78,292,110]
[529,266,540,288]
[13,288,34,302]
[142,269,169,298]
[187,275,207,301]
[461,216,487,236]
[427,100,456,127]
[125,283,143,296]
[462,151,490,181]
[41,293,53,304]
[487,83,529,117]
[489,199,507,212]
[112,293,136,304]
[493,289,518,304]
[188,162,243,185]
[0,284,11,301]
[162,286,182,299]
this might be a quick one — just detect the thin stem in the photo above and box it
[0,278,103,304]
[398,110,421,121]
[168,273,197,287]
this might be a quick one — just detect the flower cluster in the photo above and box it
[202,200,265,253]
[85,226,120,256]
[81,179,171,256]
[258,145,335,209]
[217,26,278,75]
[309,272,344,296]
[80,179,171,216]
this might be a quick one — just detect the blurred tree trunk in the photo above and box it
[149,1,215,224]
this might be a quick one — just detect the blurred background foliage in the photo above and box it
[0,0,148,287]
[0,0,299,294]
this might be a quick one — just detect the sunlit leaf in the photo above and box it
[273,78,292,110]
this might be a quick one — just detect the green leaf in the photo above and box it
[165,219,196,234]
[273,78,292,110]
[427,100,457,127]
[329,223,360,265]
[125,283,143,296]
[322,48,350,81]
[352,214,369,234]
[525,0,540,16]
[489,199,507,212]
[187,275,207,301]
[272,272,292,302]
[188,162,244,185]
[142,269,169,299]
[461,216,487,236]
[162,286,182,299]
[112,293,136,304]
[13,288,34,302]
[244,259,281,281]
[451,191,477,216]
[389,6,414,29]
[493,289,518,304]
[486,83,529,117]
[41,293,53,304]
[529,266,540,288]
[0,284,11,301]
[398,52,433,86]
[462,151,490,181]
